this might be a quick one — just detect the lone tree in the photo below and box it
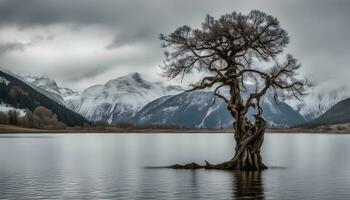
[160,10,307,170]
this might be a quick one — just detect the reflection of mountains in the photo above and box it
[232,171,265,200]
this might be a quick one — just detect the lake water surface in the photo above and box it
[0,133,350,199]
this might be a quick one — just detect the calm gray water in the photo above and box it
[0,133,350,199]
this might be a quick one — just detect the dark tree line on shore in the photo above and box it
[0,106,66,129]
[0,70,89,127]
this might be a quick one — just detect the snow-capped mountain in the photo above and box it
[68,73,183,123]
[24,72,183,124]
[303,97,350,128]
[23,72,305,127]
[19,70,350,127]
[24,76,79,105]
[132,91,305,128]
[0,70,88,127]
[287,86,348,121]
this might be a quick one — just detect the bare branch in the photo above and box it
[160,10,306,124]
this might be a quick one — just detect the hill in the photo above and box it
[0,70,88,127]
[303,98,350,128]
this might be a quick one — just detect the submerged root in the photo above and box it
[168,159,268,171]
[169,115,268,171]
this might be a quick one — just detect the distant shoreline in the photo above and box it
[1,124,350,134]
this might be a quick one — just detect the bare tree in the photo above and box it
[160,10,307,170]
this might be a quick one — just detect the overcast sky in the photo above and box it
[0,0,349,92]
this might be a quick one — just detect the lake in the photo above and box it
[0,133,350,199]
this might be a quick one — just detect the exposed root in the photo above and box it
[169,115,268,171]
[168,159,268,171]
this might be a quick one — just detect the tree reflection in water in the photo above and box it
[232,171,265,200]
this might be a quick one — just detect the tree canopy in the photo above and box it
[160,10,307,119]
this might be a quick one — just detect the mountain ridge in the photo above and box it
[22,71,310,128]
[303,97,350,128]
[0,70,88,127]
[132,91,305,128]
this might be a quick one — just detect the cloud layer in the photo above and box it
[0,0,350,92]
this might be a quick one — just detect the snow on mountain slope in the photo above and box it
[287,85,348,121]
[132,91,305,128]
[66,72,183,123]
[19,67,350,126]
[21,71,310,127]
[24,76,79,105]
[23,72,183,124]
[0,69,88,126]
[23,72,305,127]
[0,68,68,106]
[303,97,350,127]
[0,77,10,85]
[0,103,26,116]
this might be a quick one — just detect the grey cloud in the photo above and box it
[0,41,30,55]
[0,0,212,48]
[32,34,55,42]
[0,0,103,27]
[0,34,55,55]
[61,44,162,82]
[0,0,350,93]
[105,30,155,49]
[61,65,115,82]
[2,41,163,87]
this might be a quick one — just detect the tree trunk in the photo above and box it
[230,127,267,170]
[229,115,267,170]
[169,116,267,171]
